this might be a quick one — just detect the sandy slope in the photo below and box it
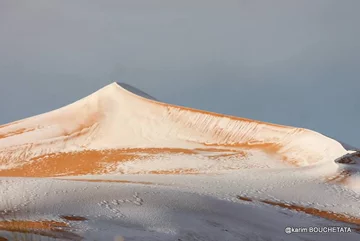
[0,82,351,174]
[0,82,359,240]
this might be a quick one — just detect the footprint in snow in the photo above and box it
[97,192,144,214]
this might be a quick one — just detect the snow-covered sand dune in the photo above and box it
[0,82,359,240]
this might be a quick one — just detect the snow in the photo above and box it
[1,173,359,240]
[0,82,359,240]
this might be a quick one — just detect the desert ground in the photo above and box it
[0,83,359,241]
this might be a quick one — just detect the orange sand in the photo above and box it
[0,149,138,177]
[0,220,81,240]
[236,196,360,229]
[0,147,253,177]
[0,220,68,231]
[194,148,239,152]
[325,169,358,185]
[204,142,282,155]
[0,120,23,130]
[0,128,35,140]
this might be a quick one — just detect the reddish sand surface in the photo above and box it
[326,170,354,184]
[0,120,23,130]
[0,220,81,240]
[60,215,88,221]
[0,149,138,177]
[202,142,304,166]
[237,196,360,230]
[203,142,282,154]
[326,152,359,185]
[0,128,35,140]
[0,147,251,177]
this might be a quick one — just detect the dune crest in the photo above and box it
[0,82,351,176]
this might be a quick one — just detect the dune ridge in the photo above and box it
[0,82,351,176]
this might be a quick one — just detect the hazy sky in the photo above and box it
[0,0,359,146]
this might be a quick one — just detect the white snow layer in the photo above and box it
[0,82,359,240]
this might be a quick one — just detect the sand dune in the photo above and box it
[0,83,359,240]
[0,82,351,176]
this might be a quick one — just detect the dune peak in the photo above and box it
[112,82,158,101]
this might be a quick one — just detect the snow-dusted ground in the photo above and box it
[0,170,359,241]
[0,83,359,240]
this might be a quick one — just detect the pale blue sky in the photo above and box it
[0,0,359,146]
